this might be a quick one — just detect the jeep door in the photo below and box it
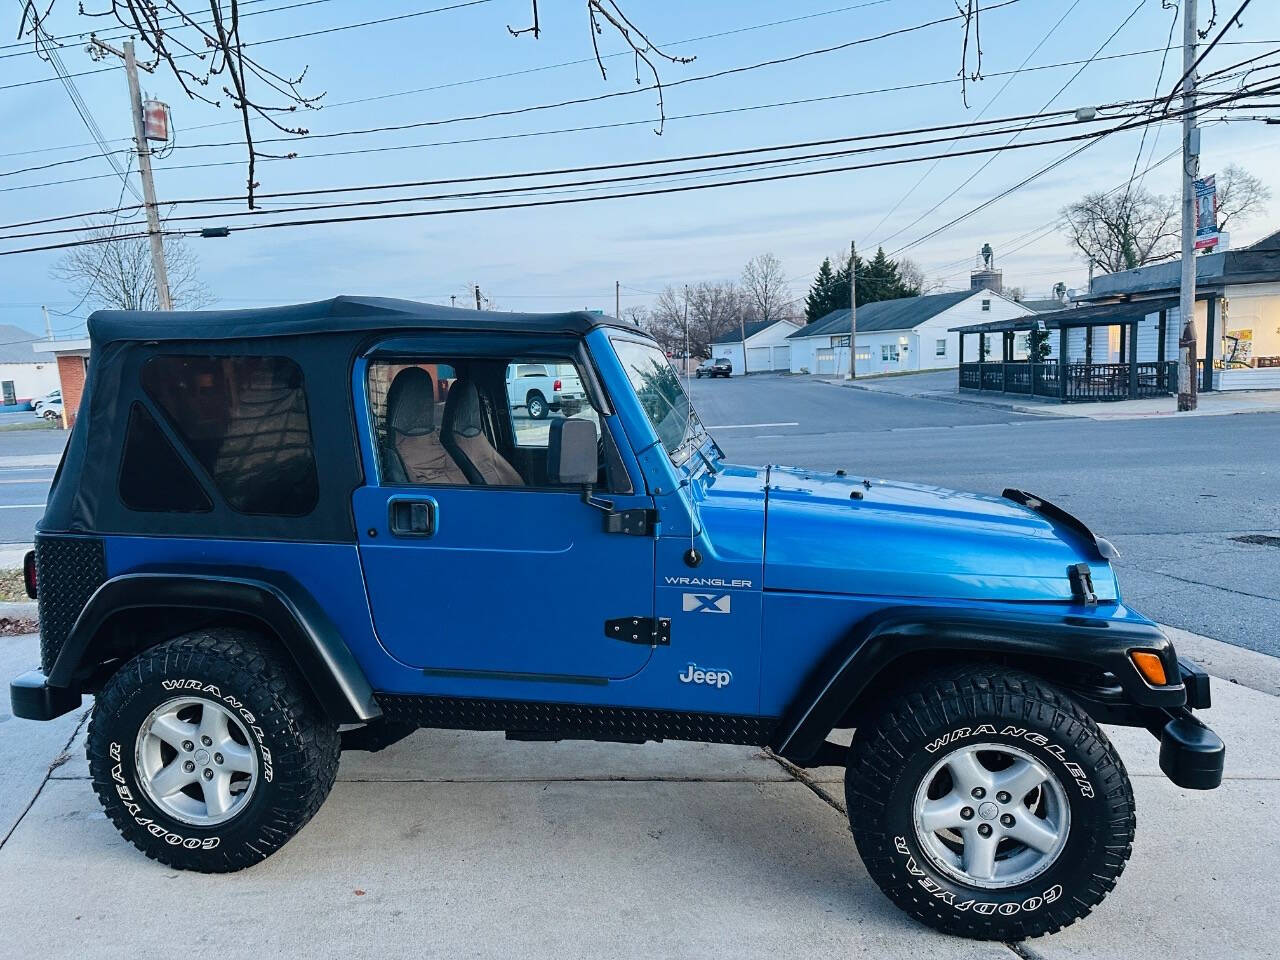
[353,335,656,683]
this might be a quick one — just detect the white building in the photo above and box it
[0,324,60,407]
[708,318,802,374]
[1085,227,1280,391]
[787,290,1033,376]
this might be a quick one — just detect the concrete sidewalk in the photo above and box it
[821,371,1280,420]
[1,630,1276,959]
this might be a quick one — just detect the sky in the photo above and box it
[1,0,1278,338]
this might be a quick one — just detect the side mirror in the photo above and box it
[548,417,597,486]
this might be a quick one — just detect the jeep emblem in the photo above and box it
[678,663,732,688]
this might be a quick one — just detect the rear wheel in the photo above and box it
[845,666,1135,940]
[526,391,548,419]
[87,628,340,872]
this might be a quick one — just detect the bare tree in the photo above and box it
[1061,187,1180,274]
[52,222,213,311]
[896,256,943,295]
[646,283,742,358]
[740,253,790,324]
[618,304,648,328]
[1215,163,1272,232]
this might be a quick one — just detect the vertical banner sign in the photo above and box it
[1194,175,1219,250]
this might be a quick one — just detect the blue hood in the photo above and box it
[759,466,1117,603]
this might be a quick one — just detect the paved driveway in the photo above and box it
[2,632,1277,960]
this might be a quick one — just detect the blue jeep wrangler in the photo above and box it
[11,297,1223,940]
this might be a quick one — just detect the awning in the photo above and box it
[950,296,1180,334]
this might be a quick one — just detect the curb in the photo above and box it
[1159,624,1280,698]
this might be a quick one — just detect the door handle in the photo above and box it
[388,497,437,537]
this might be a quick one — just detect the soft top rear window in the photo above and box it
[141,355,319,517]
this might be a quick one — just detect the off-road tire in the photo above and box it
[845,666,1135,940]
[87,628,340,872]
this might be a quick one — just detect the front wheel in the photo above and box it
[845,666,1135,940]
[87,628,340,872]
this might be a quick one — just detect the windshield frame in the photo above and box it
[608,336,708,467]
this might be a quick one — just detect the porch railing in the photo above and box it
[959,361,1176,402]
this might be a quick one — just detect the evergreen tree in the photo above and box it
[804,247,921,323]
[804,257,839,323]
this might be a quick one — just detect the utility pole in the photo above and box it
[845,239,857,380]
[42,305,52,341]
[739,307,749,377]
[474,285,482,310]
[615,280,620,320]
[450,295,456,308]
[1177,0,1199,411]
[122,41,171,310]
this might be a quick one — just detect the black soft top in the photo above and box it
[87,295,628,347]
[47,296,646,544]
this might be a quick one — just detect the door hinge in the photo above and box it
[603,508,658,536]
[605,616,671,646]
[1068,563,1097,604]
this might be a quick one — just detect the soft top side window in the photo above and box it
[140,355,319,517]
[368,354,617,491]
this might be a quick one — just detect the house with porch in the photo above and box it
[788,289,1031,376]
[1083,227,1280,392]
[951,299,1183,401]
[951,227,1280,401]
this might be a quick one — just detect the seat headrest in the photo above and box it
[444,379,483,438]
[386,367,436,435]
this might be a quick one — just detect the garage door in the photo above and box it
[773,346,790,370]
[746,346,771,372]
[816,348,835,375]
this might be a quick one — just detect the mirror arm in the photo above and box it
[581,482,614,513]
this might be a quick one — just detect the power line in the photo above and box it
[5,88,1271,255]
[175,1,1028,150]
[0,94,1178,238]
[22,8,144,207]
[13,40,1264,199]
[874,0,1150,251]
[860,0,1083,248]
[4,110,1161,243]
[1162,0,1257,109]
[0,0,499,92]
[0,0,343,60]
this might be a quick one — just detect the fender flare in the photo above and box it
[47,569,380,725]
[771,605,1184,763]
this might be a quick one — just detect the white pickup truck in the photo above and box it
[505,362,586,420]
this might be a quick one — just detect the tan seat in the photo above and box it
[383,368,468,485]
[441,379,524,486]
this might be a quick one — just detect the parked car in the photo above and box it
[33,398,62,422]
[32,388,61,415]
[506,361,585,419]
[10,298,1223,942]
[695,357,732,378]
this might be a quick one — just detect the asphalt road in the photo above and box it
[690,374,1280,657]
[0,427,65,546]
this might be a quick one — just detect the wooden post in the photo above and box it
[1158,309,1168,390]
[1129,319,1140,399]
[1059,326,1069,401]
[1203,295,1217,392]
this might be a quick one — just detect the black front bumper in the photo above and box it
[1150,658,1224,790]
[9,670,81,721]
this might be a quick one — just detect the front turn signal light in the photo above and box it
[1130,650,1168,686]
